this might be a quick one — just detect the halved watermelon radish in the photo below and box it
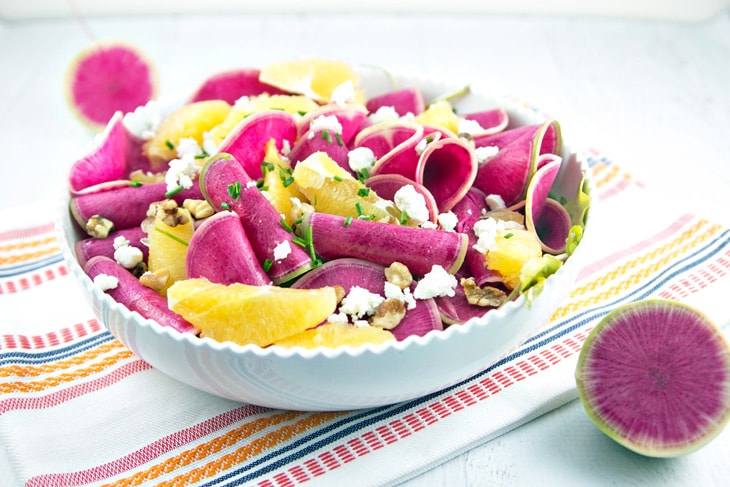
[65,41,157,131]
[188,68,286,104]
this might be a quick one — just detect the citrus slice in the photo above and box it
[147,202,194,295]
[259,58,360,103]
[65,40,157,131]
[143,100,231,168]
[415,100,459,134]
[275,323,395,349]
[260,140,307,226]
[167,278,340,347]
[292,151,398,221]
[486,228,543,289]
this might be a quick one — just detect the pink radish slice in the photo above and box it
[68,112,128,193]
[186,211,270,285]
[69,181,203,232]
[366,124,425,180]
[532,199,573,254]
[523,157,568,253]
[463,108,509,135]
[365,174,439,224]
[436,277,506,325]
[75,226,147,269]
[287,129,352,173]
[84,256,198,334]
[188,68,286,104]
[415,136,477,212]
[303,212,468,276]
[296,104,370,146]
[200,154,313,284]
[355,122,423,160]
[215,110,297,179]
[525,157,562,229]
[472,120,557,207]
[450,187,487,233]
[291,258,443,340]
[365,86,425,116]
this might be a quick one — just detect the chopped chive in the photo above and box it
[321,129,333,144]
[399,210,409,225]
[305,225,316,261]
[227,181,242,200]
[262,161,275,173]
[357,187,370,197]
[194,154,207,160]
[313,195,318,207]
[165,140,175,150]
[129,181,143,187]
[344,216,353,227]
[333,175,344,182]
[504,232,514,239]
[282,176,294,187]
[256,178,265,189]
[292,236,307,247]
[262,258,273,272]
[280,218,294,233]
[153,227,189,247]
[297,110,308,116]
[294,217,303,225]
[355,202,364,216]
[220,202,230,210]
[335,133,344,146]
[425,135,434,143]
[356,167,369,182]
[165,186,183,198]
[359,214,375,221]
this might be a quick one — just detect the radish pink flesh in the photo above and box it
[296,104,370,146]
[365,174,439,224]
[366,124,425,180]
[365,86,425,116]
[355,122,423,160]
[472,123,539,150]
[84,256,197,334]
[304,212,468,276]
[288,130,352,173]
[186,211,270,285]
[68,112,128,193]
[69,181,203,232]
[532,199,572,254]
[75,226,147,269]
[416,136,477,212]
[436,278,504,325]
[215,110,297,179]
[188,68,286,104]
[200,155,313,284]
[525,157,561,229]
[463,108,509,135]
[291,258,442,340]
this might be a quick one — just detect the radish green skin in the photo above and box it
[365,86,425,116]
[215,110,297,180]
[303,212,468,276]
[188,68,286,104]
[200,154,313,284]
[84,256,197,334]
[291,258,443,340]
[75,226,147,269]
[575,299,730,458]
[415,136,477,212]
[186,211,270,286]
[68,112,128,193]
[69,181,204,232]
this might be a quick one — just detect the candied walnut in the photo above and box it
[369,298,406,330]
[157,200,190,227]
[460,277,508,307]
[139,269,170,292]
[85,215,114,239]
[183,199,214,220]
[483,209,524,225]
[384,262,412,290]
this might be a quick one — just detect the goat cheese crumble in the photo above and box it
[330,80,356,105]
[347,146,376,173]
[93,273,119,291]
[394,184,430,225]
[475,145,499,164]
[338,286,384,319]
[273,240,292,261]
[309,115,343,136]
[112,235,143,269]
[472,217,524,254]
[368,105,400,124]
[122,100,161,140]
[413,265,457,299]
[458,118,484,135]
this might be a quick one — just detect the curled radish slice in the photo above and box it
[296,104,370,146]
[357,122,424,179]
[462,107,509,136]
[188,68,286,104]
[365,86,425,116]
[416,136,477,212]
[365,174,439,225]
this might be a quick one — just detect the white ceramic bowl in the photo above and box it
[57,68,593,411]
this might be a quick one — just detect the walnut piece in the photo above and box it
[183,198,215,220]
[157,200,190,227]
[85,215,114,239]
[460,277,508,307]
[369,298,406,330]
[384,262,413,290]
[139,269,170,292]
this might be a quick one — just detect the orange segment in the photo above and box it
[167,278,340,347]
[259,58,362,103]
[486,229,543,289]
[292,151,398,221]
[147,202,194,295]
[143,100,231,167]
[260,141,307,226]
[274,323,394,349]
[415,100,459,134]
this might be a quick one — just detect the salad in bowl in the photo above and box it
[58,59,591,410]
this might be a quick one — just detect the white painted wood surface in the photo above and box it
[1,9,729,486]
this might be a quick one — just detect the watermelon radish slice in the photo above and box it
[576,299,730,457]
[188,68,286,104]
[435,276,506,325]
[303,212,468,276]
[365,174,439,225]
[84,256,197,334]
[296,104,370,146]
[68,111,128,194]
[70,181,203,232]
[362,123,425,180]
[462,107,509,135]
[215,110,298,179]
[415,136,477,212]
[65,41,157,130]
[186,211,271,286]
[523,157,571,253]
[200,154,313,284]
[75,226,148,269]
[291,258,443,340]
[288,129,352,173]
[365,86,425,116]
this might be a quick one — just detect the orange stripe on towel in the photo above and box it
[0,341,125,378]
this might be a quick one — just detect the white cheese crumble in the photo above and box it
[330,80,356,105]
[475,145,499,164]
[233,95,252,111]
[472,217,524,254]
[485,193,507,211]
[413,265,458,299]
[339,286,384,319]
[327,312,349,324]
[347,146,376,173]
[368,105,400,124]
[394,185,430,225]
[93,273,119,291]
[112,235,143,269]
[273,240,292,261]
[113,235,130,249]
[165,157,198,192]
[384,281,417,310]
[309,115,343,136]
[437,211,459,232]
[122,100,161,140]
[458,118,485,135]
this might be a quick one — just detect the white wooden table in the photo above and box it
[1,8,729,486]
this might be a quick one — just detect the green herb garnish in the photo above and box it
[262,258,273,272]
[227,181,242,200]
[165,186,183,198]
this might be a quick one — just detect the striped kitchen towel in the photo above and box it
[1,152,728,486]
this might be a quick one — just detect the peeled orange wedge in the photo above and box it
[486,229,543,289]
[259,58,361,103]
[147,203,194,295]
[275,323,395,349]
[415,99,460,134]
[167,278,340,347]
